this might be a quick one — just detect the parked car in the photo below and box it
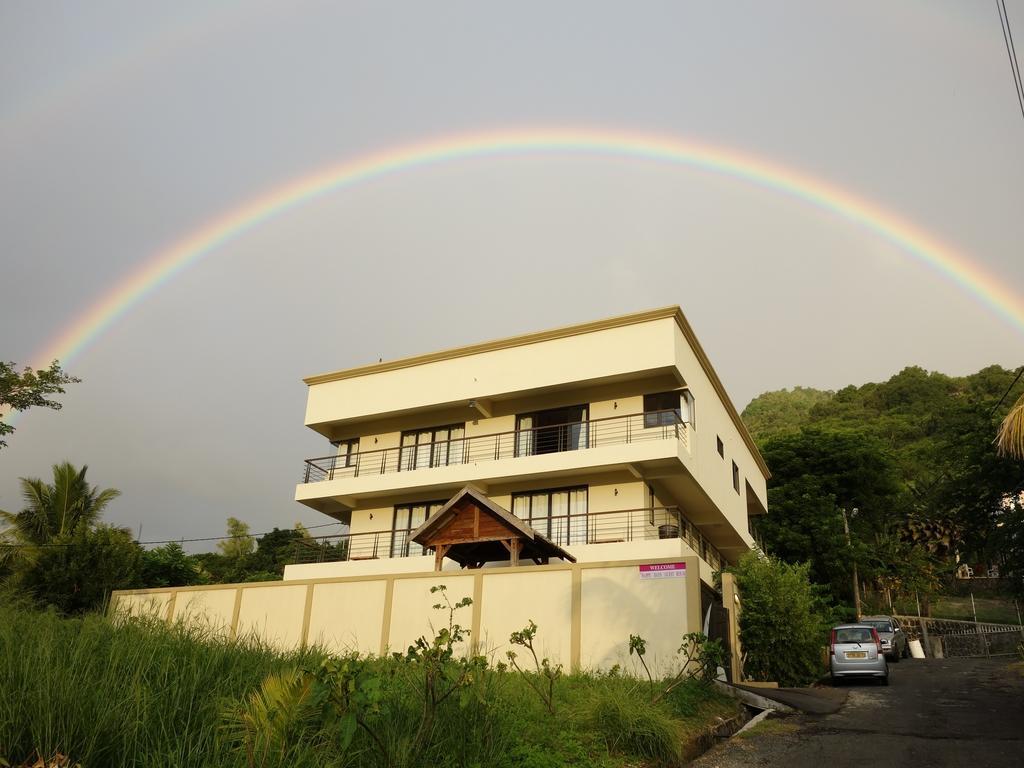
[829,624,889,685]
[858,615,908,661]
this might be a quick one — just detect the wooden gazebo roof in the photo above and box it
[410,485,577,570]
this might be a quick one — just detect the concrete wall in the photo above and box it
[112,555,700,672]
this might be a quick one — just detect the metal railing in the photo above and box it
[302,410,688,483]
[287,505,724,571]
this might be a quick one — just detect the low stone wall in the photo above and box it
[896,615,1024,657]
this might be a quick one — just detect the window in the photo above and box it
[682,389,695,429]
[716,436,724,458]
[732,461,740,493]
[333,438,359,469]
[399,424,465,471]
[511,486,587,546]
[515,405,588,456]
[391,500,445,558]
[643,392,681,428]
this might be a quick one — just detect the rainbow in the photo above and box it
[29,127,1024,372]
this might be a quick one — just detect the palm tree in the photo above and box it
[996,392,1024,460]
[0,462,120,568]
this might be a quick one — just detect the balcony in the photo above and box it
[300,409,688,485]
[286,505,724,573]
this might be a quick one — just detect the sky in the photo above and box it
[2,1,1022,548]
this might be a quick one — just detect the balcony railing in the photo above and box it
[287,505,724,572]
[302,410,687,484]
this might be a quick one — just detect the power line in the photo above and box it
[0,519,343,550]
[991,365,1024,416]
[998,0,1024,119]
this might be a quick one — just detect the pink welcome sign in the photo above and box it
[638,562,687,579]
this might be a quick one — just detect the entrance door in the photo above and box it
[515,405,588,457]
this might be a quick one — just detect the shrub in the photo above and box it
[581,687,681,764]
[729,552,835,686]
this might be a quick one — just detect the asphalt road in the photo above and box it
[694,658,1024,768]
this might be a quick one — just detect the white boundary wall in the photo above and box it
[112,556,700,674]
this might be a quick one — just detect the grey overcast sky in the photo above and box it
[2,1,1023,546]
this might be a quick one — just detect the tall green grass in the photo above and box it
[0,601,326,767]
[0,600,737,768]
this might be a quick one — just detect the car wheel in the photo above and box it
[890,652,900,664]
[901,643,909,659]
[880,674,889,686]
[830,675,840,687]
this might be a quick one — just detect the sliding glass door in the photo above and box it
[390,500,445,557]
[399,424,465,471]
[515,405,588,457]
[511,486,587,546]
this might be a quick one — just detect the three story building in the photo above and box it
[288,306,768,593]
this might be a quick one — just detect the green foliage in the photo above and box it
[741,386,833,442]
[730,553,835,686]
[142,542,206,588]
[0,360,80,448]
[17,524,142,614]
[581,688,681,764]
[628,633,653,691]
[507,619,563,714]
[0,598,326,768]
[744,364,1024,601]
[0,598,739,768]
[218,517,256,558]
[0,463,135,614]
[0,462,120,549]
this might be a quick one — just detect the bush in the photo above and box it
[581,688,681,764]
[729,553,835,686]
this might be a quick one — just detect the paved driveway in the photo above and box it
[695,658,1024,768]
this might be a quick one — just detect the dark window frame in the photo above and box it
[643,391,682,428]
[391,499,446,558]
[511,485,588,545]
[732,461,740,493]
[398,423,466,471]
[514,404,589,457]
[331,438,360,468]
[716,436,724,458]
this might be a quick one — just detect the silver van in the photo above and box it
[829,624,889,685]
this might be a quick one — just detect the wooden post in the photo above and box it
[434,544,447,572]
[510,538,520,567]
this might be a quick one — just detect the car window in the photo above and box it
[836,628,873,643]
[861,620,892,632]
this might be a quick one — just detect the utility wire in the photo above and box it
[990,365,1024,416]
[998,0,1024,119]
[0,519,344,549]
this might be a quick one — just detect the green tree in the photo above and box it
[0,360,80,448]
[729,553,835,686]
[758,428,907,602]
[0,462,120,571]
[141,542,205,588]
[742,386,833,442]
[217,517,255,559]
[19,524,143,614]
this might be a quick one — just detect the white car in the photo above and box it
[829,624,889,685]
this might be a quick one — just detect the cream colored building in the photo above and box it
[289,306,768,590]
[112,306,767,672]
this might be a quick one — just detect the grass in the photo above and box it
[0,600,738,768]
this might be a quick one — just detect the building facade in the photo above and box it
[113,306,767,670]
[288,306,769,590]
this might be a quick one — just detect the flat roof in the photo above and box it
[304,306,770,479]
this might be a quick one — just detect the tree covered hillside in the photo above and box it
[741,365,1024,604]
